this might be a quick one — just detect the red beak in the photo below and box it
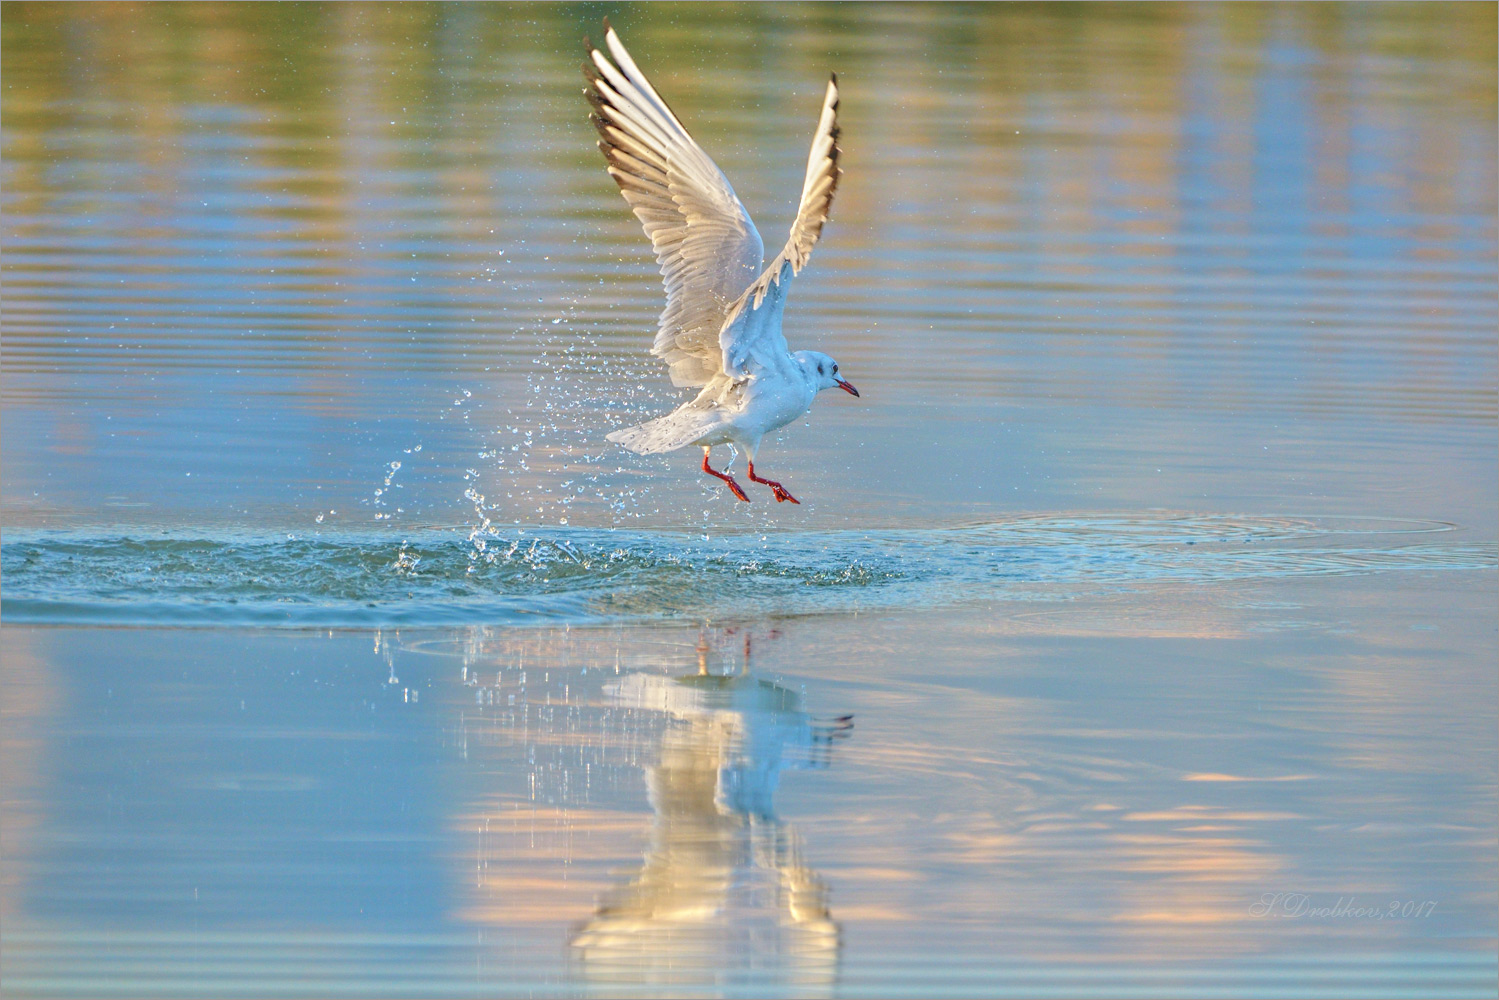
[836,378,860,397]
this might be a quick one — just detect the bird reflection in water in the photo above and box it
[571,635,853,993]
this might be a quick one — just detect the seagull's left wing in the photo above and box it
[718,75,841,379]
[585,24,766,388]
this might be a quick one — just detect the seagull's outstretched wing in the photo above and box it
[718,75,841,379]
[585,24,765,388]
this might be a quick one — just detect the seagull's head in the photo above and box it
[797,351,859,398]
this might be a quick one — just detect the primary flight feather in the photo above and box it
[585,23,857,504]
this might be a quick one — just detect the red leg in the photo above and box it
[747,461,799,504]
[701,449,749,502]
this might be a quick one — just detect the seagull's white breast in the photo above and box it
[733,364,816,438]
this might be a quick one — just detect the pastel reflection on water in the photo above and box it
[1,1,1494,996]
[450,631,854,996]
[571,659,850,992]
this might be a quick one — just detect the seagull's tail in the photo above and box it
[606,408,727,455]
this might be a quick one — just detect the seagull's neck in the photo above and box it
[790,351,819,391]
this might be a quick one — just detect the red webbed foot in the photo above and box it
[702,450,750,502]
[748,461,799,504]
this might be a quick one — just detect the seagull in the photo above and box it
[585,23,858,504]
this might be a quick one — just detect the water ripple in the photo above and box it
[3,515,1491,627]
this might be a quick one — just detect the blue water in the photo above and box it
[3,516,1492,626]
[3,4,1496,998]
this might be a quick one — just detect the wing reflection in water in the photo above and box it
[570,659,853,994]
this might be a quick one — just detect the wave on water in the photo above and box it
[1,514,1492,627]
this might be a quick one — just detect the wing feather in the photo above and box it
[741,74,841,314]
[585,25,764,388]
[716,75,842,378]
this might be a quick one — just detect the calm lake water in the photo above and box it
[2,3,1496,997]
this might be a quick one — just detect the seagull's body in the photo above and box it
[585,24,857,504]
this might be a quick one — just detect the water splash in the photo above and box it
[3,514,1490,627]
[461,312,681,563]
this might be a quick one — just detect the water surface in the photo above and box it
[2,3,1496,997]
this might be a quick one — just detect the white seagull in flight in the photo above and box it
[585,23,857,504]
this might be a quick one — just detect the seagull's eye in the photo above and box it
[832,364,838,374]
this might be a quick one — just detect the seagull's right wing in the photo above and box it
[585,24,765,388]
